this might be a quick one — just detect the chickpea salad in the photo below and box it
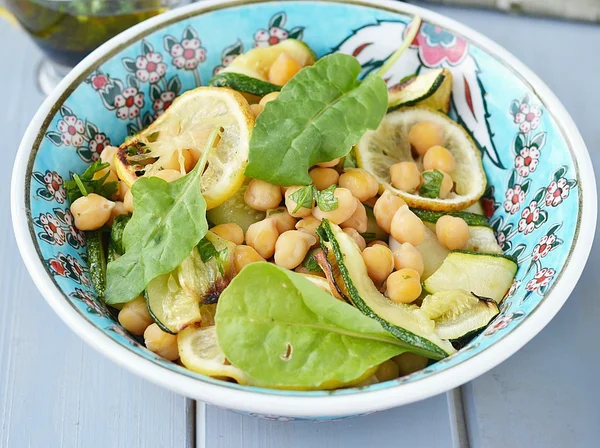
[67,18,517,390]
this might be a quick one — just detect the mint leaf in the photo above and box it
[289,185,315,213]
[420,170,444,198]
[197,236,229,275]
[215,263,406,389]
[315,185,338,211]
[105,131,217,304]
[65,160,118,202]
[302,248,323,273]
[245,54,388,186]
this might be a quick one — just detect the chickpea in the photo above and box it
[117,181,129,202]
[162,149,194,172]
[245,219,279,259]
[338,168,379,202]
[362,245,394,285]
[211,223,244,245]
[309,167,339,191]
[118,296,153,335]
[234,245,265,272]
[93,166,118,184]
[408,121,445,156]
[367,240,389,248]
[244,179,282,211]
[250,104,263,118]
[390,205,425,246]
[376,360,400,382]
[268,53,303,86]
[100,145,119,171]
[436,215,470,250]
[373,190,406,233]
[153,169,181,183]
[316,158,341,168]
[107,201,127,226]
[123,189,134,213]
[390,161,422,193]
[295,216,321,244]
[343,228,366,251]
[392,243,424,276]
[70,193,115,231]
[274,230,316,269]
[340,198,367,233]
[423,145,456,173]
[393,352,429,376]
[312,187,357,224]
[144,323,179,361]
[386,269,422,304]
[285,186,314,218]
[259,91,279,107]
[266,207,297,233]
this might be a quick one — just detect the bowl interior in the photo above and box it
[21,0,581,411]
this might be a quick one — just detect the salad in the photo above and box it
[66,18,517,390]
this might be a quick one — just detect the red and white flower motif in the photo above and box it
[507,280,521,298]
[214,54,237,75]
[518,201,540,234]
[532,234,556,261]
[170,38,206,70]
[62,210,86,247]
[88,133,111,161]
[57,115,85,146]
[496,231,506,247]
[254,26,289,47]
[546,178,571,207]
[503,185,525,214]
[153,91,176,116]
[514,103,542,133]
[67,254,89,286]
[515,146,540,177]
[114,87,144,120]
[42,171,66,203]
[135,52,167,83]
[483,312,523,336]
[38,213,66,245]
[526,268,555,292]
[89,73,111,93]
[49,258,67,277]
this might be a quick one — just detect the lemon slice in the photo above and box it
[178,324,252,384]
[115,87,254,209]
[356,107,486,212]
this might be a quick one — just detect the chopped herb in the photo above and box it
[420,170,444,198]
[289,185,316,214]
[302,248,323,273]
[198,237,228,275]
[267,208,285,216]
[360,232,376,239]
[315,185,338,211]
[64,160,118,202]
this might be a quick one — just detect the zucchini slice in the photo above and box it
[463,201,485,215]
[411,209,489,227]
[423,251,517,303]
[206,179,266,233]
[146,232,236,334]
[318,220,455,360]
[388,68,453,113]
[389,227,449,280]
[86,230,107,298]
[208,72,281,97]
[421,221,502,255]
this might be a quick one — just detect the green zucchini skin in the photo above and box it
[387,72,444,111]
[208,73,281,97]
[411,208,489,227]
[86,230,107,298]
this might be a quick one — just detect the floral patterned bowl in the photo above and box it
[11,0,596,420]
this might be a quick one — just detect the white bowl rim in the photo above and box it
[11,0,597,417]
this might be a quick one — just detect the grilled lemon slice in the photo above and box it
[115,87,254,209]
[356,107,486,212]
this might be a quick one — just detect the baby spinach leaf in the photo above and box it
[245,54,388,186]
[215,263,406,389]
[315,185,338,211]
[289,185,315,213]
[104,131,217,305]
[420,170,444,198]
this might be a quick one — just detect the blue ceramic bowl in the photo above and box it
[11,0,596,420]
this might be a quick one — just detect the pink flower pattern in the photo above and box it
[42,171,66,203]
[153,91,176,116]
[514,103,542,133]
[114,87,144,120]
[515,146,540,177]
[503,185,525,214]
[88,133,111,162]
[57,115,85,146]
[526,268,555,292]
[546,178,571,207]
[170,38,206,70]
[532,234,556,261]
[38,213,66,245]
[518,201,540,234]
[135,52,167,83]
[254,26,289,47]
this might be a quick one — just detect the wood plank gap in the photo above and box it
[195,401,207,448]
[186,398,197,448]
[446,387,470,448]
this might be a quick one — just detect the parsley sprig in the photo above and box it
[65,160,119,202]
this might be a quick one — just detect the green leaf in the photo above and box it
[215,263,406,389]
[64,161,118,202]
[342,149,357,170]
[420,170,444,198]
[315,185,338,211]
[104,131,217,304]
[289,185,315,213]
[110,214,130,255]
[245,54,388,186]
[302,248,322,273]
[197,236,229,275]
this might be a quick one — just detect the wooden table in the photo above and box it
[1,3,599,447]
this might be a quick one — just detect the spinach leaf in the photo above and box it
[104,131,216,304]
[65,160,118,202]
[289,185,315,213]
[110,214,130,255]
[215,263,406,389]
[245,54,388,186]
[420,170,444,198]
[315,185,338,211]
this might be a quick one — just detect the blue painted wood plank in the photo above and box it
[0,21,191,448]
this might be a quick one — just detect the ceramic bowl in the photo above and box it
[11,0,596,420]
